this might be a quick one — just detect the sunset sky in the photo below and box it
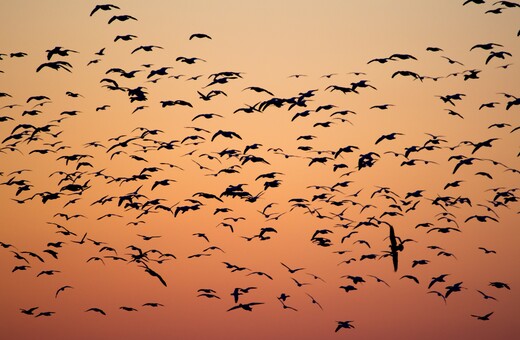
[0,1,519,339]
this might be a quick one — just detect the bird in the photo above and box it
[10,52,27,58]
[370,104,394,110]
[243,86,274,96]
[471,312,494,321]
[478,247,496,254]
[292,278,310,287]
[90,4,120,16]
[446,282,466,298]
[85,308,106,315]
[114,34,138,42]
[477,290,497,301]
[368,57,394,64]
[427,290,446,304]
[392,70,422,80]
[176,56,206,64]
[401,275,420,284]
[36,61,72,72]
[375,133,404,145]
[247,271,273,280]
[444,109,464,119]
[390,53,417,61]
[441,56,464,66]
[305,293,324,310]
[485,7,506,14]
[55,285,73,298]
[463,0,486,5]
[227,302,264,312]
[486,51,512,64]
[428,274,449,289]
[387,224,403,272]
[495,1,520,8]
[368,275,390,287]
[20,307,39,315]
[339,285,357,292]
[489,281,510,289]
[108,15,137,24]
[192,113,223,121]
[120,306,138,312]
[139,263,167,286]
[46,46,78,60]
[465,215,498,223]
[211,130,242,141]
[335,320,355,332]
[132,45,163,54]
[279,263,305,275]
[35,311,55,317]
[198,293,220,299]
[37,270,60,277]
[190,33,212,40]
[471,42,503,51]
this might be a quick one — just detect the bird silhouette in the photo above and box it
[446,282,466,298]
[189,33,212,40]
[227,302,264,312]
[90,4,120,16]
[477,290,497,301]
[35,311,55,317]
[142,302,164,308]
[85,307,106,315]
[478,247,496,254]
[108,15,137,24]
[428,274,449,289]
[471,312,493,321]
[211,130,242,142]
[486,51,512,64]
[46,46,78,60]
[139,263,167,286]
[120,306,138,311]
[335,320,355,332]
[20,307,39,315]
[465,215,498,223]
[489,281,510,289]
[36,61,72,73]
[130,45,163,54]
[55,285,73,298]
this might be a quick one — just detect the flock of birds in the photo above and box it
[0,1,519,335]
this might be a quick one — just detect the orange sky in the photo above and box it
[1,1,519,339]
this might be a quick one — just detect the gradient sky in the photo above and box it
[1,1,519,339]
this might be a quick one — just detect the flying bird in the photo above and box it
[335,320,355,332]
[211,130,242,142]
[471,312,494,321]
[90,4,120,16]
[36,61,72,72]
[85,308,106,315]
[227,302,264,312]
[189,33,212,40]
[55,285,73,298]
[108,15,137,24]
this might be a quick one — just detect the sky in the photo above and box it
[0,1,519,339]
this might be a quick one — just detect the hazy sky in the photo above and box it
[0,1,519,339]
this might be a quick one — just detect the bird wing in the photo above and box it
[211,130,223,141]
